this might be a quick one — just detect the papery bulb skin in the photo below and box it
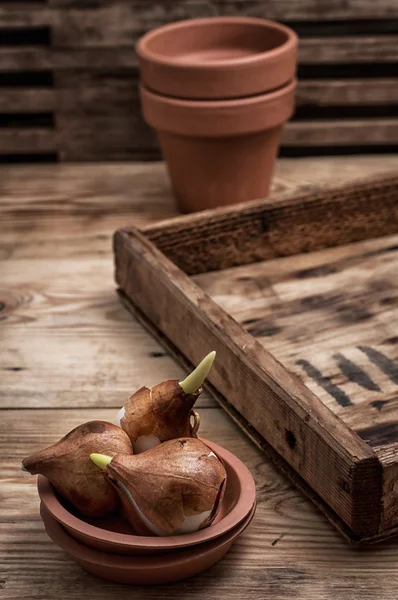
[119,381,200,453]
[22,421,133,517]
[93,437,226,536]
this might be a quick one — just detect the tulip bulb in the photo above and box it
[115,352,215,453]
[22,421,133,518]
[91,437,226,536]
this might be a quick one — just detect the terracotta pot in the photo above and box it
[137,17,298,100]
[38,438,256,555]
[140,79,296,212]
[41,502,256,585]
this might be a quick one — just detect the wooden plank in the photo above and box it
[0,4,52,28]
[54,70,156,160]
[215,0,398,20]
[298,36,398,63]
[0,128,55,153]
[0,161,178,251]
[48,5,398,65]
[376,444,398,530]
[50,2,216,48]
[0,47,52,70]
[0,88,54,112]
[56,114,157,161]
[115,226,383,537]
[47,0,398,21]
[53,46,137,69]
[55,69,139,114]
[143,173,398,275]
[283,119,398,146]
[0,257,216,409]
[297,79,398,107]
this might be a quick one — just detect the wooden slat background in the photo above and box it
[0,0,397,161]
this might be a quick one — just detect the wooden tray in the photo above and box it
[114,174,398,544]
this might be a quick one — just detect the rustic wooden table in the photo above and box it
[1,156,398,600]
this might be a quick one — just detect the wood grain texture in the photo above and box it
[215,0,398,20]
[0,256,215,410]
[193,234,398,423]
[50,6,398,64]
[284,120,398,146]
[46,0,398,21]
[0,47,53,71]
[296,79,398,107]
[0,129,55,153]
[0,4,51,28]
[2,157,398,598]
[376,444,398,530]
[0,89,55,112]
[298,36,398,63]
[143,170,398,275]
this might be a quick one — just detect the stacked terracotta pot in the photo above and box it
[38,440,256,585]
[137,17,298,213]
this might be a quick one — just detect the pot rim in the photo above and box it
[38,438,256,551]
[140,79,296,136]
[136,16,298,70]
[141,78,296,110]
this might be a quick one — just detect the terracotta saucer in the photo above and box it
[41,502,256,585]
[38,439,256,555]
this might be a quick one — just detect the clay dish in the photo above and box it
[137,16,298,99]
[41,502,256,585]
[38,439,256,555]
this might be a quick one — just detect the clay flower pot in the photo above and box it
[140,79,296,212]
[137,17,298,99]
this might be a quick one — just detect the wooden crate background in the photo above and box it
[1,0,398,163]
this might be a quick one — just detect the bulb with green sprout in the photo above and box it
[90,437,226,536]
[115,351,216,453]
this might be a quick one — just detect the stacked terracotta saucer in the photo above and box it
[38,438,256,585]
[137,17,298,212]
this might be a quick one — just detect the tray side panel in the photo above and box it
[143,173,398,275]
[114,228,383,537]
[375,444,398,531]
